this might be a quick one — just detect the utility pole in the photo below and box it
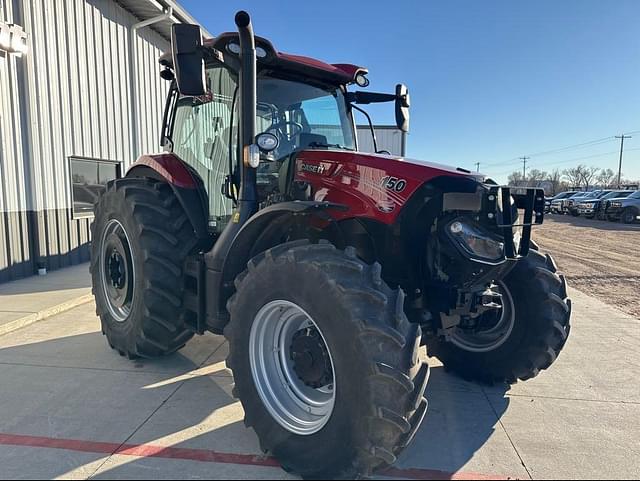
[615,134,631,188]
[520,156,530,178]
[475,162,480,172]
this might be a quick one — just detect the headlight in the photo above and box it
[449,221,504,262]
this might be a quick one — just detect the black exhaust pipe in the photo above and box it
[235,10,258,224]
[203,11,260,325]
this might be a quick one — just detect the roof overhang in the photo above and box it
[115,0,212,41]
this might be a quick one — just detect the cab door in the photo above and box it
[170,65,238,232]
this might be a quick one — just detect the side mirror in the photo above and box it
[395,84,410,133]
[171,24,206,97]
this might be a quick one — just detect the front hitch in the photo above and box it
[486,186,546,258]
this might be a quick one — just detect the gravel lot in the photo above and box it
[534,214,640,318]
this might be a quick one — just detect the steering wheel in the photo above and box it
[266,121,304,141]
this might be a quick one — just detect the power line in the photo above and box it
[483,131,640,168]
[484,137,615,168]
[488,147,640,177]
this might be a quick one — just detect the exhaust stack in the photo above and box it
[235,10,258,222]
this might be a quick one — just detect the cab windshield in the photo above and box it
[256,76,356,159]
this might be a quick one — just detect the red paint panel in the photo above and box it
[276,52,349,77]
[332,63,368,79]
[129,153,198,189]
[295,150,480,224]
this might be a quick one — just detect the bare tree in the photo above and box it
[563,166,585,189]
[508,171,525,185]
[597,168,616,187]
[548,169,563,195]
[527,169,548,187]
[580,166,600,190]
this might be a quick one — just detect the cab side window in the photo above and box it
[172,66,238,231]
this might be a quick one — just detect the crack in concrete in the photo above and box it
[482,389,533,480]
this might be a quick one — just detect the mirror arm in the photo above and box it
[350,104,379,154]
[346,91,397,105]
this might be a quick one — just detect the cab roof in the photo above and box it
[159,33,367,86]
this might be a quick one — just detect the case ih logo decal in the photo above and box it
[380,176,407,193]
[300,163,326,175]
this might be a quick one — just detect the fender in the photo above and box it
[202,201,346,332]
[127,153,211,244]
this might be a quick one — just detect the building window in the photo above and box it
[69,157,122,219]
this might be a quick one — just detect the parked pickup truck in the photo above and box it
[563,191,601,216]
[606,190,640,223]
[581,190,635,219]
[549,191,579,214]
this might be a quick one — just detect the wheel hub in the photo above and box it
[108,251,126,289]
[249,300,336,436]
[449,281,516,353]
[290,327,333,389]
[100,219,135,322]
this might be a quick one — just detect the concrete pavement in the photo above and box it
[0,286,638,479]
[0,264,92,336]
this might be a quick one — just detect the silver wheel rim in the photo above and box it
[99,219,135,323]
[449,282,516,353]
[249,300,336,436]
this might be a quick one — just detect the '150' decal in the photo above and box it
[380,176,407,192]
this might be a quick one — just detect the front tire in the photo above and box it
[90,178,196,359]
[622,207,638,224]
[429,250,571,384]
[225,241,429,479]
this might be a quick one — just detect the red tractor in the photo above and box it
[91,11,571,479]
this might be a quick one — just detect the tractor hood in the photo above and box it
[296,149,485,184]
[294,149,486,223]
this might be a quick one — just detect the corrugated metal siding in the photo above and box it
[0,0,32,281]
[0,0,171,281]
[357,126,406,156]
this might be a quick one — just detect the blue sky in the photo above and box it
[181,0,640,183]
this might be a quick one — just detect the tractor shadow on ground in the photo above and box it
[396,363,510,476]
[0,331,510,479]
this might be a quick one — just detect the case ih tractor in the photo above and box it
[90,11,571,479]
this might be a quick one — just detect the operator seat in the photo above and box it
[278,133,328,195]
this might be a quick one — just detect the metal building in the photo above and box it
[0,0,206,282]
[357,125,407,157]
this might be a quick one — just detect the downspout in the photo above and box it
[129,7,173,163]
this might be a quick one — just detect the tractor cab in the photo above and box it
[158,30,408,233]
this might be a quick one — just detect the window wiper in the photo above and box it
[308,141,355,151]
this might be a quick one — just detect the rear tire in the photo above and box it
[90,178,196,359]
[225,241,429,479]
[429,250,571,384]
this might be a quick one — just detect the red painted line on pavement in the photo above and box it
[0,433,514,480]
[384,466,514,480]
